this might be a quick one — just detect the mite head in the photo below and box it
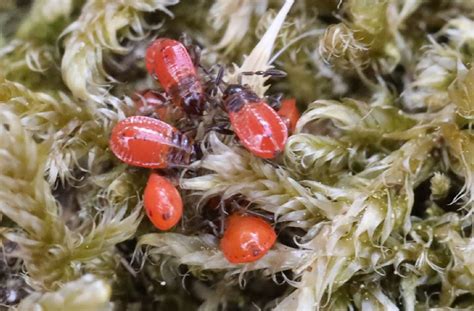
[182,92,205,115]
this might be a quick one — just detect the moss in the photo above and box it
[1,0,474,309]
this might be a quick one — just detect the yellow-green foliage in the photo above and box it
[319,23,370,70]
[181,133,332,227]
[284,134,352,182]
[318,0,418,72]
[430,172,451,200]
[296,99,418,140]
[16,0,79,43]
[210,0,268,54]
[449,66,474,120]
[0,76,127,184]
[16,274,112,311]
[404,42,460,111]
[441,124,474,204]
[0,111,141,289]
[0,41,58,90]
[61,0,178,101]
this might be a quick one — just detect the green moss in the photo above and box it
[1,0,474,309]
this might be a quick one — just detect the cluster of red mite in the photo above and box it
[109,38,300,264]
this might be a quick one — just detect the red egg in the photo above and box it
[223,85,288,159]
[145,38,205,115]
[144,173,183,230]
[220,213,277,264]
[277,98,300,133]
[109,116,193,168]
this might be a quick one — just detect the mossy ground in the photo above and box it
[0,0,474,310]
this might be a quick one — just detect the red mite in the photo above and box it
[145,38,205,115]
[223,85,288,159]
[133,90,184,122]
[144,172,183,230]
[277,98,300,134]
[220,213,277,264]
[109,116,193,168]
[134,90,168,118]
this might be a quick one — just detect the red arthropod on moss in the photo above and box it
[109,116,193,168]
[277,98,300,133]
[134,89,167,117]
[133,89,184,122]
[144,172,183,230]
[223,84,288,159]
[145,38,205,115]
[220,213,277,264]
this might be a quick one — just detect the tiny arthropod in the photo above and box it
[277,98,300,133]
[133,89,183,122]
[144,172,183,230]
[220,213,277,264]
[109,116,193,168]
[134,89,167,117]
[145,38,205,115]
[223,84,288,158]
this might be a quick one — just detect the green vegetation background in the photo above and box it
[0,0,473,310]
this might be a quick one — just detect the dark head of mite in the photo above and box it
[223,84,260,113]
[182,92,204,115]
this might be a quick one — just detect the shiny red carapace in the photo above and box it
[144,173,183,230]
[109,116,193,168]
[145,38,205,115]
[223,85,288,158]
[277,98,300,133]
[220,213,277,264]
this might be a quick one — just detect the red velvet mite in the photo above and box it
[220,213,277,264]
[144,172,183,230]
[223,85,288,159]
[134,90,167,118]
[145,38,205,115]
[109,116,193,168]
[277,98,300,134]
[134,90,183,122]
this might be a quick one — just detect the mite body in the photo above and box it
[277,98,300,133]
[220,213,277,264]
[144,173,183,230]
[109,116,193,168]
[146,38,205,115]
[223,85,288,159]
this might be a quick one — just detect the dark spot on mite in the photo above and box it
[147,210,153,218]
[223,84,260,113]
[162,212,171,220]
[168,75,204,115]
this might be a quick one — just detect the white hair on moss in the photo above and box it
[16,274,112,311]
[0,110,142,289]
[61,0,178,101]
[137,232,311,275]
[16,0,74,39]
[210,0,268,52]
[227,0,294,97]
